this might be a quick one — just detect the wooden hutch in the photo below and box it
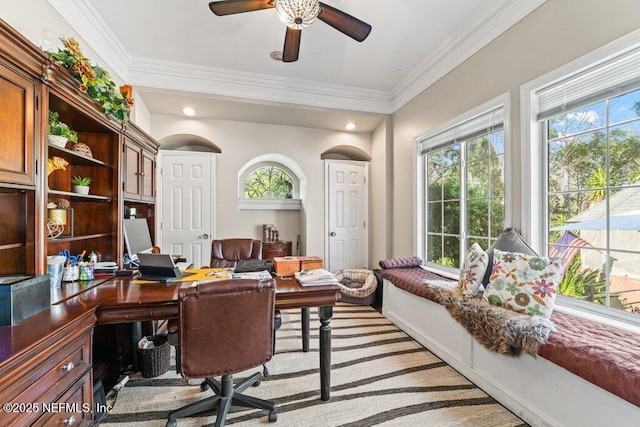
[0,18,159,424]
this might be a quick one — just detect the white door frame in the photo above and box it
[156,149,217,264]
[324,159,369,271]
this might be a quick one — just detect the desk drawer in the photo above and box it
[0,332,91,425]
[34,370,93,427]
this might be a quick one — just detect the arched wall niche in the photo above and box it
[158,133,221,153]
[320,145,371,161]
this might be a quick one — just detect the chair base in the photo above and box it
[166,372,277,427]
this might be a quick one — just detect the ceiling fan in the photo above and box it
[208,0,372,62]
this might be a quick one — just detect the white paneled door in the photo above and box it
[157,151,216,268]
[325,160,368,272]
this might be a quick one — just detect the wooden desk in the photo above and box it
[61,276,339,401]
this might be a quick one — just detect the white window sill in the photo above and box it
[239,198,301,211]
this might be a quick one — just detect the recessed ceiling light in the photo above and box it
[345,122,357,131]
[270,51,283,61]
[181,106,197,117]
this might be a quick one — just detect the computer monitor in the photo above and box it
[123,218,154,263]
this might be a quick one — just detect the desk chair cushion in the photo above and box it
[210,238,263,268]
[177,278,276,378]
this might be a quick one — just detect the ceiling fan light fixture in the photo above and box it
[276,0,320,30]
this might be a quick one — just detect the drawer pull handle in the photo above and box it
[64,415,76,425]
[62,362,75,372]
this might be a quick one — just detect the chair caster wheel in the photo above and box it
[167,419,177,427]
[268,410,278,422]
[200,381,210,391]
[253,377,262,387]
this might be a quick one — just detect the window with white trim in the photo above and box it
[238,161,301,211]
[530,40,640,320]
[417,103,506,272]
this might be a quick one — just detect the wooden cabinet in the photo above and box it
[262,241,293,259]
[0,62,35,186]
[0,18,159,274]
[123,123,158,203]
[0,305,96,426]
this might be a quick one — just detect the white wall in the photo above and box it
[390,0,640,257]
[370,118,393,266]
[150,115,372,258]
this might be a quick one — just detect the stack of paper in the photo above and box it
[230,270,273,281]
[294,268,339,286]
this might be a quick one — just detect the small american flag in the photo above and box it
[548,231,591,273]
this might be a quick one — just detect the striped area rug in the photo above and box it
[103,304,527,426]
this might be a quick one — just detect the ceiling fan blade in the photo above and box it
[317,2,371,42]
[282,27,301,62]
[209,0,275,16]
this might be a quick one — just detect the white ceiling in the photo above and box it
[50,0,545,132]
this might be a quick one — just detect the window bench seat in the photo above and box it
[381,266,640,426]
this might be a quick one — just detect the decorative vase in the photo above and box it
[73,185,90,195]
[48,135,68,148]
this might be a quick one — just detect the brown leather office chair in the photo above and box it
[209,238,263,268]
[166,278,278,427]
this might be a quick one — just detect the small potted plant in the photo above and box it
[48,111,78,148]
[71,175,92,195]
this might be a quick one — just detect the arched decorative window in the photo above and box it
[244,165,295,199]
[238,159,302,210]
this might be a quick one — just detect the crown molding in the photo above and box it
[50,0,546,115]
[127,57,394,114]
[390,0,547,110]
[48,0,131,82]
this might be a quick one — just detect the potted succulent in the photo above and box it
[48,111,78,148]
[71,175,92,195]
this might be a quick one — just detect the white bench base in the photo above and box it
[382,279,640,427]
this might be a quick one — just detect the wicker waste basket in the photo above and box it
[137,334,170,378]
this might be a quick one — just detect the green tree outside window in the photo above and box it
[244,166,294,199]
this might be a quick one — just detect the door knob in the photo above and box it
[330,231,336,237]
[199,233,209,240]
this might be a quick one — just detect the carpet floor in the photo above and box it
[102,303,528,426]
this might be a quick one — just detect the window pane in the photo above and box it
[548,192,593,230]
[467,160,489,197]
[488,130,504,155]
[467,198,488,237]
[609,121,640,186]
[427,202,442,233]
[490,198,505,236]
[441,164,461,200]
[427,234,442,263]
[547,101,606,139]
[490,154,505,197]
[443,236,460,268]
[610,249,640,313]
[442,201,460,234]
[467,135,489,162]
[548,132,606,192]
[608,88,640,125]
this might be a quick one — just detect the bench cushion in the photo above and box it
[542,311,640,408]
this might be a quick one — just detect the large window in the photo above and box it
[527,38,640,321]
[418,101,506,271]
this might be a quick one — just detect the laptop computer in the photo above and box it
[136,253,195,282]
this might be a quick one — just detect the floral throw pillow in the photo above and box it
[459,243,489,297]
[482,249,563,318]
